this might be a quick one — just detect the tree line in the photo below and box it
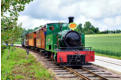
[76,21,121,34]
[100,30,121,34]
[24,21,121,35]
[76,21,99,34]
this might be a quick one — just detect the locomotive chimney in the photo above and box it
[68,16,74,23]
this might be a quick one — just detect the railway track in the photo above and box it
[53,65,121,80]
[17,46,121,80]
[64,66,108,80]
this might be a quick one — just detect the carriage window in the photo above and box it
[49,26,54,31]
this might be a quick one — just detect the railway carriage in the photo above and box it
[36,27,46,49]
[22,17,95,66]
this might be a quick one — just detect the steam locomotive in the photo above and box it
[22,17,95,66]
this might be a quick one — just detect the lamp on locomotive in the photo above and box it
[69,22,77,30]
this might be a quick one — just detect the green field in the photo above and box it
[85,33,121,57]
[1,47,53,80]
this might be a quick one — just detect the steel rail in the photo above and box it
[64,66,91,80]
[82,67,108,80]
[64,66,109,80]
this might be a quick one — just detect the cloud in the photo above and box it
[18,16,60,29]
[18,0,121,31]
[103,16,121,30]
[104,16,121,26]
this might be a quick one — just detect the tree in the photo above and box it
[83,21,99,34]
[33,27,39,31]
[1,0,33,45]
[84,22,92,29]
[77,23,83,33]
[94,27,99,33]
[1,0,33,16]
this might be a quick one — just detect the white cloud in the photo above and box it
[103,16,121,30]
[18,0,121,31]
[103,16,121,26]
[18,16,59,29]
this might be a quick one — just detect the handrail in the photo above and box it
[55,46,92,51]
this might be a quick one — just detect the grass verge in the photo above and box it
[1,47,53,80]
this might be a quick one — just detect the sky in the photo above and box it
[17,0,121,31]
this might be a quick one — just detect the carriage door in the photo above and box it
[34,32,36,47]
